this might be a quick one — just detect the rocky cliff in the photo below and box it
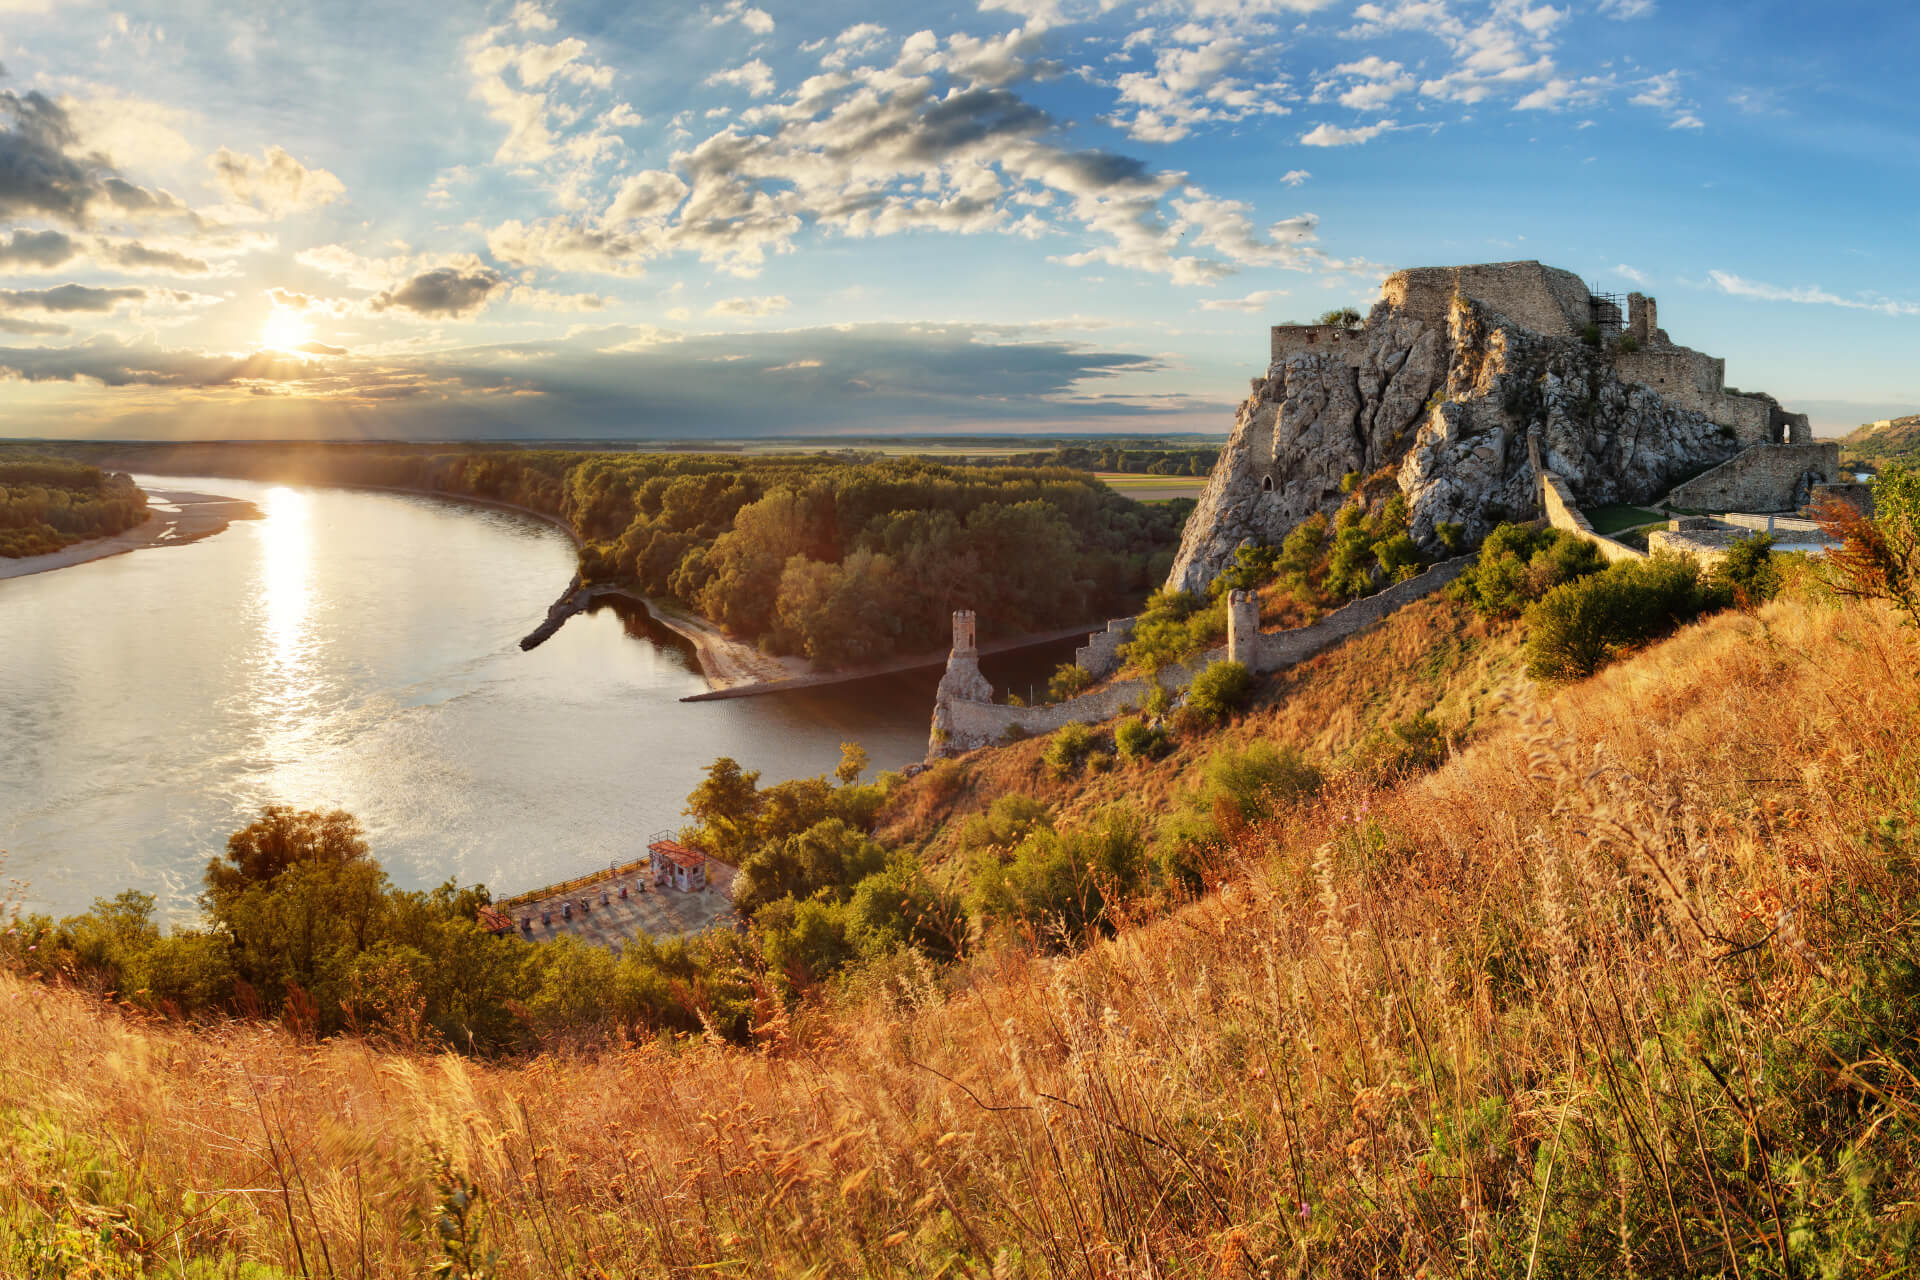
[1166,262,1781,594]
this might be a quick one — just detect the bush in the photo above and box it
[1122,588,1226,673]
[1114,716,1171,762]
[1158,743,1323,892]
[1525,554,1723,681]
[1042,721,1100,777]
[1710,533,1781,605]
[1184,661,1254,727]
[967,808,1150,944]
[1450,522,1606,619]
[1046,662,1093,702]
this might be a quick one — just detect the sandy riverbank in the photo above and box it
[0,487,262,582]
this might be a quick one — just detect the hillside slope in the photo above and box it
[1843,414,1920,465]
[6,592,1919,1276]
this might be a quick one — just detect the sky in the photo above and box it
[0,0,1914,441]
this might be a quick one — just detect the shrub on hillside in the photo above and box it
[1184,661,1254,727]
[966,808,1150,945]
[1450,522,1606,619]
[1817,465,1920,628]
[1121,588,1226,673]
[1709,533,1781,605]
[1524,554,1724,681]
[1114,716,1171,762]
[1042,721,1100,777]
[1158,742,1324,892]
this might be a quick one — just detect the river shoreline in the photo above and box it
[76,474,1101,697]
[0,487,261,583]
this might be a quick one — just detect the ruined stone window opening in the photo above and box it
[1261,475,1274,492]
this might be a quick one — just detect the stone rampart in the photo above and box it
[1074,616,1136,679]
[1664,443,1840,512]
[1270,323,1366,366]
[1240,555,1474,670]
[1539,471,1647,563]
[931,555,1474,756]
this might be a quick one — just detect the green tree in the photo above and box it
[835,741,869,786]
[684,757,763,855]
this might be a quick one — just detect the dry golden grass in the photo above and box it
[7,595,1920,1277]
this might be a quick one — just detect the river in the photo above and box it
[0,477,1077,922]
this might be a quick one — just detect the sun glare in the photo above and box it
[260,307,312,352]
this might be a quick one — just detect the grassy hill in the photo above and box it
[7,577,1920,1275]
[1841,413,1920,468]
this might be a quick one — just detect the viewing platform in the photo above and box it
[488,841,737,951]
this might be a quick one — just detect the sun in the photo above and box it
[260,307,312,352]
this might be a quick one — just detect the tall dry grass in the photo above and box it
[5,595,1920,1277]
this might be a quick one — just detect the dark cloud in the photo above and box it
[371,266,504,317]
[0,283,147,312]
[0,227,76,268]
[0,89,189,228]
[907,88,1050,160]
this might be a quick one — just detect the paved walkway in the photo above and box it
[504,866,734,952]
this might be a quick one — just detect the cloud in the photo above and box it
[0,315,69,336]
[1598,0,1655,16]
[0,227,76,269]
[604,169,689,222]
[1200,288,1287,311]
[1107,27,1293,142]
[1301,119,1393,145]
[710,0,774,34]
[1708,270,1920,318]
[509,285,610,311]
[0,283,147,312]
[705,59,777,98]
[296,340,348,356]
[206,146,346,220]
[94,238,215,275]
[1613,263,1648,286]
[0,335,323,387]
[1280,169,1310,185]
[0,86,188,227]
[707,294,789,318]
[371,266,506,318]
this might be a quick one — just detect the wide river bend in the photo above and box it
[0,477,1073,922]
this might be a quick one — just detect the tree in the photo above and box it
[205,805,369,915]
[1318,306,1363,329]
[1817,467,1920,629]
[684,757,762,855]
[835,741,869,786]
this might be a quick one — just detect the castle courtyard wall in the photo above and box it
[1664,443,1841,512]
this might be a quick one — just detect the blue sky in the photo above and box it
[0,0,1913,439]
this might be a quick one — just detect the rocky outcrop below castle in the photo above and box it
[1167,260,1812,594]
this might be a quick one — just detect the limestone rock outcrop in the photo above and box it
[1166,261,1798,594]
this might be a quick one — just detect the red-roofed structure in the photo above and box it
[648,838,708,893]
[476,905,515,936]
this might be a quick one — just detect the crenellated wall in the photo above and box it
[1074,616,1136,679]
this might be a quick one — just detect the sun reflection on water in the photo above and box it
[255,485,318,746]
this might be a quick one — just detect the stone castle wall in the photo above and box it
[1539,470,1647,563]
[1381,261,1591,337]
[1665,443,1841,512]
[1074,616,1136,680]
[1270,323,1366,366]
[933,555,1472,756]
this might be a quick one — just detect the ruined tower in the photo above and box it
[1226,590,1260,666]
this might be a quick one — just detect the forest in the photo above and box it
[63,442,1188,667]
[0,457,148,558]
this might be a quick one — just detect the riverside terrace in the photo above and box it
[491,858,736,951]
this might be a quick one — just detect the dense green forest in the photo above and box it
[54,442,1187,666]
[0,457,148,558]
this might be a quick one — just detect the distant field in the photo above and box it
[1094,472,1209,501]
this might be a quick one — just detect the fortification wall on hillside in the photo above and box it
[1539,471,1646,563]
[1074,617,1136,680]
[1665,443,1841,512]
[1270,323,1367,366]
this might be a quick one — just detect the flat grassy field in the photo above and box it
[1093,471,1209,501]
[1585,502,1667,534]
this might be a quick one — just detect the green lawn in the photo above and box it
[1585,503,1667,535]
